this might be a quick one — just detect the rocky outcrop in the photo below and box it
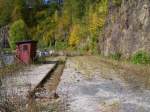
[0,25,9,48]
[99,0,150,58]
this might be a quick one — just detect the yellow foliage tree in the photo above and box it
[89,12,105,34]
[88,0,108,35]
[69,25,80,47]
[43,31,54,46]
[57,11,71,38]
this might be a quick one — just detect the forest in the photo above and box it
[0,0,150,64]
[0,0,110,53]
[1,0,150,111]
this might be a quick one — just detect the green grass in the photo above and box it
[131,51,150,65]
[54,41,68,50]
[3,48,12,53]
[108,51,150,65]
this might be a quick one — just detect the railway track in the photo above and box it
[27,60,66,112]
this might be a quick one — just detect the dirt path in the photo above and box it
[57,56,150,112]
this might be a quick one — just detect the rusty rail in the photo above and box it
[28,61,59,98]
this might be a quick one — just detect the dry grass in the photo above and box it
[0,63,26,112]
[97,56,150,89]
[100,100,120,112]
[99,57,150,76]
[69,56,118,79]
[0,64,24,77]
[69,56,150,89]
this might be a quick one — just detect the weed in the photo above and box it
[131,51,150,65]
[54,41,68,50]
[110,52,122,60]
[113,0,122,6]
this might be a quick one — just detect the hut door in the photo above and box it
[22,45,29,64]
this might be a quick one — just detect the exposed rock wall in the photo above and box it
[99,0,150,58]
[0,25,9,48]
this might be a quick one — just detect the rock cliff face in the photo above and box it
[0,25,9,48]
[99,0,150,58]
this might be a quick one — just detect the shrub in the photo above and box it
[55,41,68,50]
[131,51,150,64]
[111,52,122,60]
[113,0,122,6]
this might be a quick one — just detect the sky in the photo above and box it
[44,0,50,4]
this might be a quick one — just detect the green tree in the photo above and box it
[11,0,26,22]
[63,0,86,23]
[9,19,30,49]
[0,0,28,27]
[34,16,57,48]
[0,0,13,27]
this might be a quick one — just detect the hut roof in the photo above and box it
[16,40,37,45]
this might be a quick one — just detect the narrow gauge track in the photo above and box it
[27,60,66,112]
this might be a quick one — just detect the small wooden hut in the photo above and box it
[16,40,37,64]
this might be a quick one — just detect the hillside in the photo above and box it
[0,0,108,52]
[0,0,150,63]
[99,0,150,58]
[1,1,150,111]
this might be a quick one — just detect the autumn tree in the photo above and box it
[69,24,80,47]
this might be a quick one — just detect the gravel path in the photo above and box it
[1,64,56,95]
[0,63,56,111]
[57,56,150,112]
